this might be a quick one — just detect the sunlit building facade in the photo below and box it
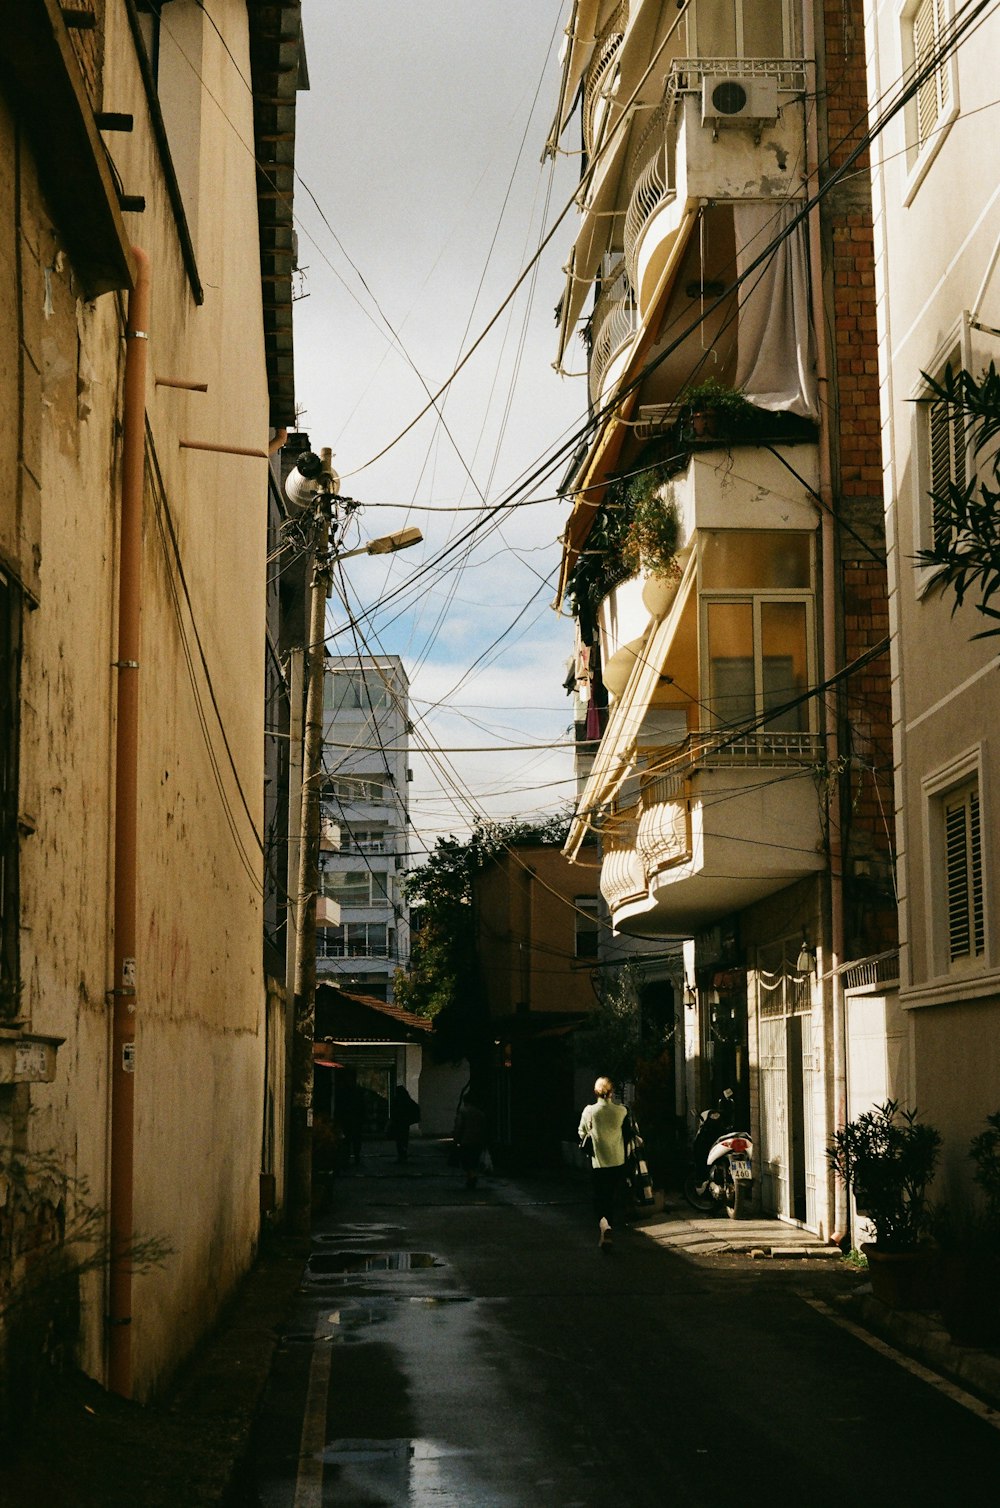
[549,0,895,1237]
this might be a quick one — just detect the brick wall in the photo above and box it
[823,0,897,957]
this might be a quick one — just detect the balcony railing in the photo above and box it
[641,730,823,792]
[582,0,628,156]
[670,56,809,97]
[317,940,395,960]
[623,90,680,290]
[589,260,638,409]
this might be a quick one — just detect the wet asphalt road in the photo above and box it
[246,1140,1000,1506]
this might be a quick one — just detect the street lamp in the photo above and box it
[285,449,421,1235]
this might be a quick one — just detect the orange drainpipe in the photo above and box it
[108,245,150,1398]
[802,9,848,1245]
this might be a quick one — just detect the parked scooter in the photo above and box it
[683,1088,754,1219]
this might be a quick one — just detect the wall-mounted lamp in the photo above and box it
[796,932,816,974]
[684,979,697,1008]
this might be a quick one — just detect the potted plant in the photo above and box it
[680,377,757,441]
[622,484,682,615]
[827,1100,942,1308]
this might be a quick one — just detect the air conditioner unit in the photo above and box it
[702,75,778,128]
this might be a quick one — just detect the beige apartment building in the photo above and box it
[859,0,1000,1218]
[549,0,896,1238]
[1,1,303,1405]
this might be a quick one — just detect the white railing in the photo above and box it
[623,79,682,288]
[582,0,628,156]
[669,57,809,96]
[589,260,638,409]
[641,730,823,794]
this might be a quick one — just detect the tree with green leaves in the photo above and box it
[393,812,571,1075]
[916,361,1000,637]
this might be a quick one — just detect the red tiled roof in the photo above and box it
[316,982,431,1034]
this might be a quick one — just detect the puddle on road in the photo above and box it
[307,1250,440,1275]
[321,1438,466,1465]
[317,1437,527,1505]
[281,1295,472,1346]
[313,1225,403,1242]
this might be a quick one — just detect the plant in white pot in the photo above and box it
[828,1100,942,1308]
[622,481,682,616]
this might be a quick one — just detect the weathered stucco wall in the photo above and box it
[3,1,275,1401]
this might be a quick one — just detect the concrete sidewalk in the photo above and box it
[633,1200,841,1258]
[631,1197,1000,1419]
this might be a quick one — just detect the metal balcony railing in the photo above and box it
[600,803,640,852]
[639,730,823,804]
[623,85,681,289]
[582,0,628,156]
[669,56,809,96]
[589,260,638,408]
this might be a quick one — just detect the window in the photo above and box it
[338,828,389,855]
[326,671,391,712]
[927,382,967,554]
[574,896,600,960]
[901,0,959,199]
[912,346,969,585]
[320,869,390,908]
[0,570,22,1016]
[317,922,391,959]
[693,0,790,58]
[324,775,389,804]
[704,597,811,733]
[943,782,984,965]
[911,0,951,148]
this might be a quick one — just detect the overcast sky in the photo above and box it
[291,1,588,857]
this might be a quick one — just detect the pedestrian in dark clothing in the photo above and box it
[387,1085,419,1162]
[578,1076,629,1248]
[453,1097,487,1189]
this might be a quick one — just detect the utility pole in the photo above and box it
[288,449,336,1236]
[283,447,422,1237]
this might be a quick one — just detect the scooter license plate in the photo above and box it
[730,1157,752,1180]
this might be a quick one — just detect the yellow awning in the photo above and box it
[556,200,700,601]
[564,555,697,860]
[544,0,601,156]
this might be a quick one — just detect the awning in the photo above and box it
[556,201,700,602]
[564,552,697,860]
[556,124,634,367]
[544,0,602,155]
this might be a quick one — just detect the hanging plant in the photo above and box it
[622,485,681,582]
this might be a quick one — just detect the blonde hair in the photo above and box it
[594,1076,614,1099]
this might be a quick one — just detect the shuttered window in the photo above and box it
[944,784,984,964]
[927,385,966,553]
[912,0,951,147]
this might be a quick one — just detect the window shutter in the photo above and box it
[928,389,966,552]
[945,786,984,963]
[913,0,950,146]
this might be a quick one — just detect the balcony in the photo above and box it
[617,58,809,323]
[598,807,647,914]
[582,0,628,157]
[589,261,639,411]
[607,730,826,937]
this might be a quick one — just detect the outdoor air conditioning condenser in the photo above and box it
[701,75,779,128]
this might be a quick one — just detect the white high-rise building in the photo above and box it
[318,656,411,1001]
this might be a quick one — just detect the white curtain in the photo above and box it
[734,202,819,419]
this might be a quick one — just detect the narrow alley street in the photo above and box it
[245,1141,1000,1507]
